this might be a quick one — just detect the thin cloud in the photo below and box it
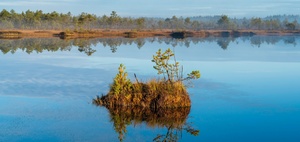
[0,0,77,6]
[0,1,52,6]
[169,6,212,11]
[0,2,23,6]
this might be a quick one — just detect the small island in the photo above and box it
[93,48,200,108]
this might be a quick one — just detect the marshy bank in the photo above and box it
[0,30,58,38]
[1,29,300,39]
[0,31,22,39]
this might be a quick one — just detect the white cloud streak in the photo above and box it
[168,6,212,11]
[0,0,77,6]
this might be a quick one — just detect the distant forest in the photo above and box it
[0,9,299,30]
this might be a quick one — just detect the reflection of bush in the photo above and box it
[93,103,198,141]
[105,106,191,129]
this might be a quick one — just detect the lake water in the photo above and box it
[1,36,300,142]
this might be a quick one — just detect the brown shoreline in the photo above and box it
[1,29,300,39]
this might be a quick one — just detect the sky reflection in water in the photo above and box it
[0,36,300,141]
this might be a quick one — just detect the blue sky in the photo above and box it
[1,0,300,18]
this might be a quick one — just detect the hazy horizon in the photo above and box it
[1,0,300,18]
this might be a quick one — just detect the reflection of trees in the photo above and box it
[135,38,146,49]
[98,38,124,53]
[249,36,296,47]
[96,38,147,52]
[1,36,298,55]
[0,38,73,54]
[216,37,234,50]
[284,37,297,46]
[73,39,96,56]
[250,36,281,46]
[0,38,98,56]
[93,105,199,142]
[250,36,263,47]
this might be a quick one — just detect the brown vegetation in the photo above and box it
[1,29,300,39]
[93,48,200,109]
[93,64,191,108]
[0,31,21,38]
[94,79,191,108]
[0,30,60,38]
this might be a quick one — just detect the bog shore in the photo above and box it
[1,29,300,39]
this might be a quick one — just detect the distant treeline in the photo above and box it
[1,36,298,55]
[0,9,300,31]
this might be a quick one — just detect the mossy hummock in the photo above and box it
[93,48,200,109]
[93,64,191,108]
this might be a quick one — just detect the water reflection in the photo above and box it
[216,37,235,50]
[93,104,199,141]
[0,36,298,55]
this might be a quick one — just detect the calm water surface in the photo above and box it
[0,36,300,142]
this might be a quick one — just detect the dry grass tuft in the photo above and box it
[94,78,191,108]
[94,47,200,109]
